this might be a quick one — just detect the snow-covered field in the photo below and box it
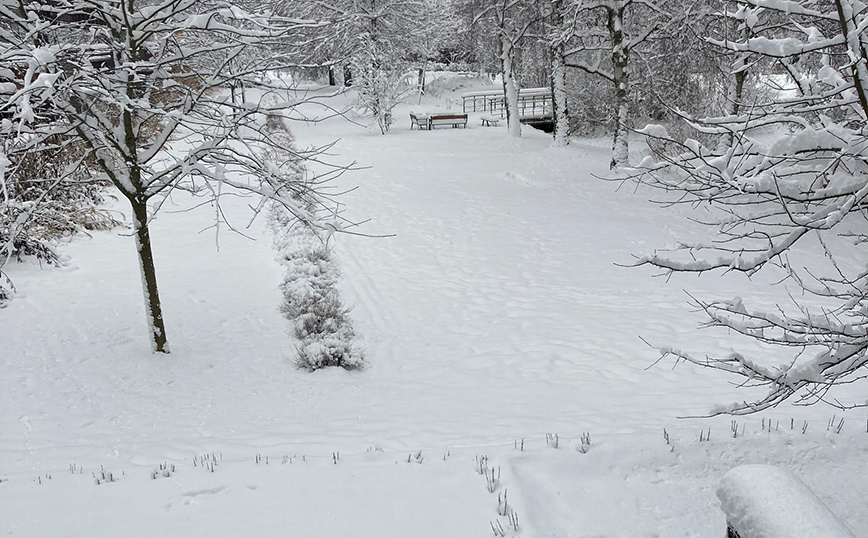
[2,77,866,537]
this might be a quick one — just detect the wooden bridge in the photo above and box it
[461,87,553,131]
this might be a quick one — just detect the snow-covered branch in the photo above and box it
[629,0,868,413]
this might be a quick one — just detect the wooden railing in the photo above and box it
[462,88,553,119]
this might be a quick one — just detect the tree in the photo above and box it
[564,0,667,167]
[0,135,120,306]
[636,1,775,149]
[306,0,426,133]
[469,0,540,137]
[628,0,868,414]
[547,0,573,146]
[411,0,461,101]
[1,0,343,353]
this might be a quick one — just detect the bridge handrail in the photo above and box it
[461,87,551,98]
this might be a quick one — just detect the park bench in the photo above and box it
[480,115,501,127]
[430,113,467,129]
[409,113,430,130]
[410,112,468,130]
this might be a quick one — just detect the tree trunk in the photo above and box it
[500,34,522,137]
[550,0,570,146]
[551,53,569,145]
[328,65,336,86]
[608,4,629,168]
[130,198,169,353]
[718,59,747,150]
[417,60,428,105]
[833,0,868,118]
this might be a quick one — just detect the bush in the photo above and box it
[272,212,366,371]
[0,136,120,305]
[265,120,365,372]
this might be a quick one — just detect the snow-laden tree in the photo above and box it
[1,0,345,353]
[411,0,463,101]
[546,0,573,146]
[634,1,777,149]
[0,135,121,305]
[563,0,667,166]
[628,0,868,414]
[468,0,541,137]
[306,0,426,132]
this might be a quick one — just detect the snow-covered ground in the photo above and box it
[2,77,866,536]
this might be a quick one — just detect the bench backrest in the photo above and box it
[430,114,466,121]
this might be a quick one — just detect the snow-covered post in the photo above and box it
[717,465,857,538]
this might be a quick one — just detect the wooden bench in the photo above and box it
[480,115,501,127]
[409,113,430,130]
[430,113,467,129]
[410,112,468,130]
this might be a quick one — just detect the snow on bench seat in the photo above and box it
[717,465,856,538]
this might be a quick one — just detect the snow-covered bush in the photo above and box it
[264,120,364,372]
[350,53,413,134]
[270,207,365,372]
[0,137,119,305]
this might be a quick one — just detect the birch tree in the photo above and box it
[1,0,343,353]
[628,0,868,414]
[541,0,573,145]
[564,0,666,167]
[469,0,540,137]
[308,0,425,132]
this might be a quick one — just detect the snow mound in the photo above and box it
[717,464,857,538]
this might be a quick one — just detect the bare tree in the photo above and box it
[303,0,426,132]
[411,0,461,101]
[563,0,667,167]
[468,0,541,137]
[543,0,573,146]
[2,0,346,353]
[627,0,868,414]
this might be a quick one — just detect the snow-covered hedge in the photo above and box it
[269,207,365,371]
[717,465,856,538]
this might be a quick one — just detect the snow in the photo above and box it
[717,465,857,538]
[2,78,867,537]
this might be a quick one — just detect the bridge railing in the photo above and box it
[462,88,552,118]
